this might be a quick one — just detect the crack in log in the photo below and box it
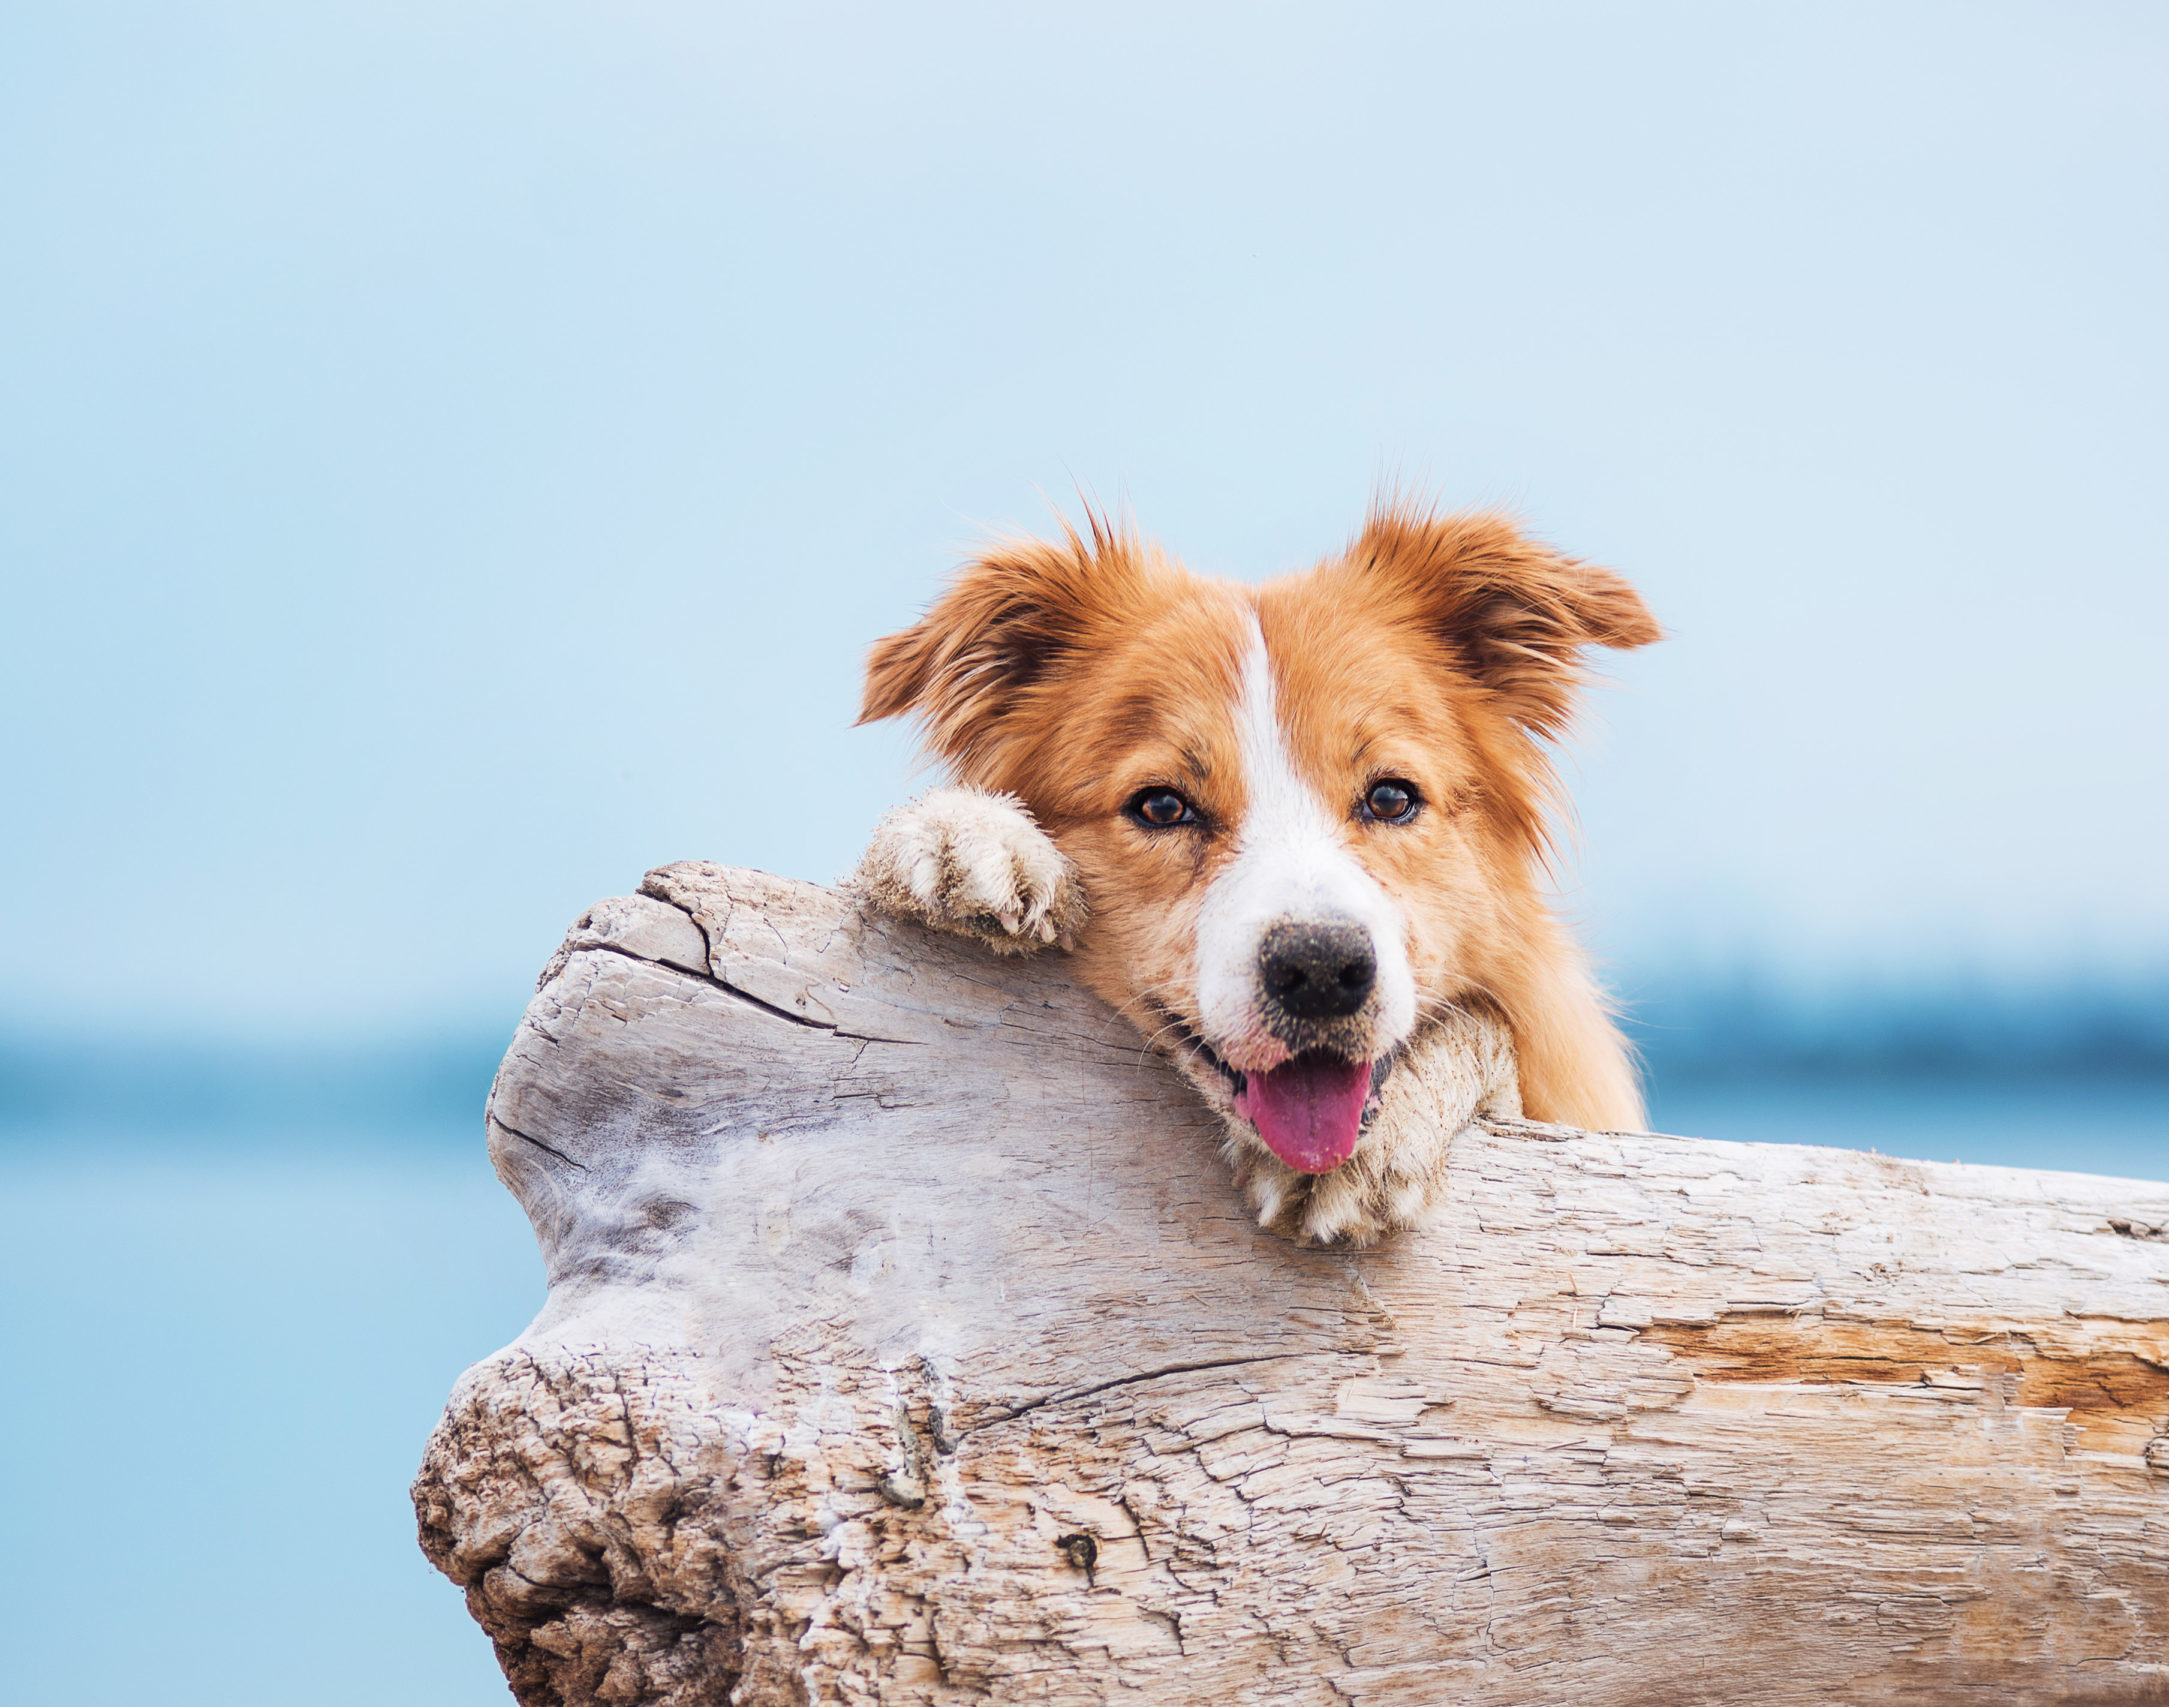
[575,942,837,1032]
[493,1115,590,1172]
[570,941,935,1048]
[967,1353,1317,1432]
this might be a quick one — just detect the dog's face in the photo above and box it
[862,507,1658,1175]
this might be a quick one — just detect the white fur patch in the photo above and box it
[1192,619,1417,1069]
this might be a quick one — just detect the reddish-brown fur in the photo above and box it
[861,504,1660,1130]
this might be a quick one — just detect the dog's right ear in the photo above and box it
[859,521,1144,780]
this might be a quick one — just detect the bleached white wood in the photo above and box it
[416,863,2169,1707]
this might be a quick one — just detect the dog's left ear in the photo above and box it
[859,521,1145,780]
[1352,507,1660,739]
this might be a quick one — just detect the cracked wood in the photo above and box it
[416,862,2169,1706]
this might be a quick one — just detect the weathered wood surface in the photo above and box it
[416,862,2169,1707]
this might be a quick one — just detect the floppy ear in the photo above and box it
[1352,506,1660,740]
[859,520,1144,779]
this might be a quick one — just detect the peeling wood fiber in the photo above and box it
[415,863,2169,1706]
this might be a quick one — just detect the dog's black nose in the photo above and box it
[1257,919,1376,1021]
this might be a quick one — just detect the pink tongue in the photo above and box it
[1235,1053,1372,1174]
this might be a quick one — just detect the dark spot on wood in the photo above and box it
[876,1472,925,1509]
[1056,1531,1098,1584]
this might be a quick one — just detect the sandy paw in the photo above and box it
[852,788,1088,955]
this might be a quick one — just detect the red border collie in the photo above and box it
[853,504,1660,1243]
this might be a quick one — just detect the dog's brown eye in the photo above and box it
[1361,779,1420,824]
[1126,788,1196,828]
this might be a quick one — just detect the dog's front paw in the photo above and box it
[852,788,1088,955]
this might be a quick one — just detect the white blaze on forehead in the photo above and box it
[1194,618,1418,1066]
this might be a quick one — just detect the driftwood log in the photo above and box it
[415,863,2169,1706]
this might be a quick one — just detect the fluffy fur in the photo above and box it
[853,503,1659,1242]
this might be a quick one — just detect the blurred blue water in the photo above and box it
[1,1057,2162,1707]
[0,1120,538,1707]
[1648,1072,2169,1179]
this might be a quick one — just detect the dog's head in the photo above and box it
[861,505,1658,1174]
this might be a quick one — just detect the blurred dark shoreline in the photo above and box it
[0,1029,512,1136]
[3,978,2165,1139]
[1619,973,2169,1080]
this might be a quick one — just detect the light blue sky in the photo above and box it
[5,2,2164,1038]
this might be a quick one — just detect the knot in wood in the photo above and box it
[1056,1531,1099,1584]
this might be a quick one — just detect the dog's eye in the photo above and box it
[1126,788,1196,828]
[1360,779,1420,824]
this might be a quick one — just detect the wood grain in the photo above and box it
[415,862,2169,1706]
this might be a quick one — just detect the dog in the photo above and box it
[851,503,1659,1243]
